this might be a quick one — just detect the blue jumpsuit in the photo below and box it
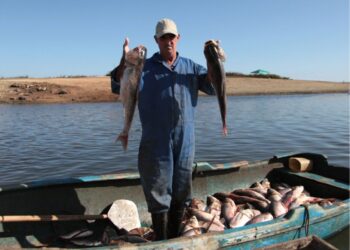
[112,52,215,214]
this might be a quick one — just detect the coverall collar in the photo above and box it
[152,52,180,71]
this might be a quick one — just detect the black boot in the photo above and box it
[167,207,185,239]
[151,212,168,241]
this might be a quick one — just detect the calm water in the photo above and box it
[0,93,348,185]
[0,93,349,249]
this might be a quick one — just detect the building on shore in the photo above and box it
[251,69,270,75]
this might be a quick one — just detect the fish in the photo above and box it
[221,198,237,226]
[199,220,225,233]
[270,200,288,218]
[206,195,222,219]
[70,239,103,247]
[128,227,154,241]
[281,186,304,208]
[213,192,269,211]
[233,189,271,204]
[60,228,94,240]
[190,198,207,211]
[181,216,202,237]
[249,187,268,196]
[247,213,274,225]
[266,188,283,202]
[117,44,147,151]
[229,209,261,228]
[204,40,227,136]
[272,183,292,196]
[260,178,271,189]
[289,192,310,210]
[187,208,226,229]
[250,181,265,189]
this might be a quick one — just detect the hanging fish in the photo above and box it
[117,43,147,150]
[204,40,228,136]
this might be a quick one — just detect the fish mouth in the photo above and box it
[138,46,147,58]
[205,40,225,61]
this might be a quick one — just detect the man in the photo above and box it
[111,18,215,240]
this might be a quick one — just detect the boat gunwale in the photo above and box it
[0,159,264,193]
[96,201,349,249]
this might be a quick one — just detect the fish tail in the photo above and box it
[223,125,228,136]
[116,132,129,151]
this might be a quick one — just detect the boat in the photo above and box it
[255,235,338,250]
[0,152,348,249]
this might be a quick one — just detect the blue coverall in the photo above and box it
[111,52,215,214]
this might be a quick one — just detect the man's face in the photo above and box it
[156,33,180,58]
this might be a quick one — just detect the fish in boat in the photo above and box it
[117,42,147,151]
[233,188,271,204]
[266,188,283,202]
[204,39,227,136]
[187,208,226,229]
[281,185,304,208]
[190,198,207,211]
[247,212,274,224]
[229,209,261,228]
[221,198,237,226]
[181,216,201,237]
[206,195,222,219]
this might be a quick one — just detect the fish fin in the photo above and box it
[116,133,128,151]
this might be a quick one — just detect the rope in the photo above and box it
[301,204,310,237]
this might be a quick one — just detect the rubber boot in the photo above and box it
[151,212,168,241]
[167,207,185,239]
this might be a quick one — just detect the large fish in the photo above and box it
[182,216,202,237]
[190,198,207,211]
[204,40,228,136]
[187,208,226,229]
[233,189,271,204]
[229,209,261,228]
[117,44,147,150]
[247,212,274,225]
[221,198,237,226]
[281,185,304,208]
[206,195,222,219]
[270,200,288,218]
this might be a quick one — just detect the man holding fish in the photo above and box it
[110,18,227,240]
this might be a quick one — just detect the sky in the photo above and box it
[0,0,349,82]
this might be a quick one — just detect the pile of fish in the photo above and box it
[181,178,338,236]
[59,178,338,246]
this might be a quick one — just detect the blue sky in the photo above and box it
[0,0,348,82]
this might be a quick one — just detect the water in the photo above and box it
[0,94,348,185]
[0,93,349,248]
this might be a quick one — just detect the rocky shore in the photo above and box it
[0,76,348,104]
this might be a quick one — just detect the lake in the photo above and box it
[0,93,348,185]
[0,93,349,249]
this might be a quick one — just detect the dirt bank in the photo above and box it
[0,76,348,104]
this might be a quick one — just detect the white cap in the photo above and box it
[155,18,178,38]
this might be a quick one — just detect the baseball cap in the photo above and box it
[155,18,178,38]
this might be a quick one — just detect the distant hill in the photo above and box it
[226,72,290,80]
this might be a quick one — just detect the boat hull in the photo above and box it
[0,153,348,249]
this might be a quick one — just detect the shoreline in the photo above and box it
[0,76,348,104]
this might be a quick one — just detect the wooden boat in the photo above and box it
[255,235,338,250]
[0,152,348,249]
